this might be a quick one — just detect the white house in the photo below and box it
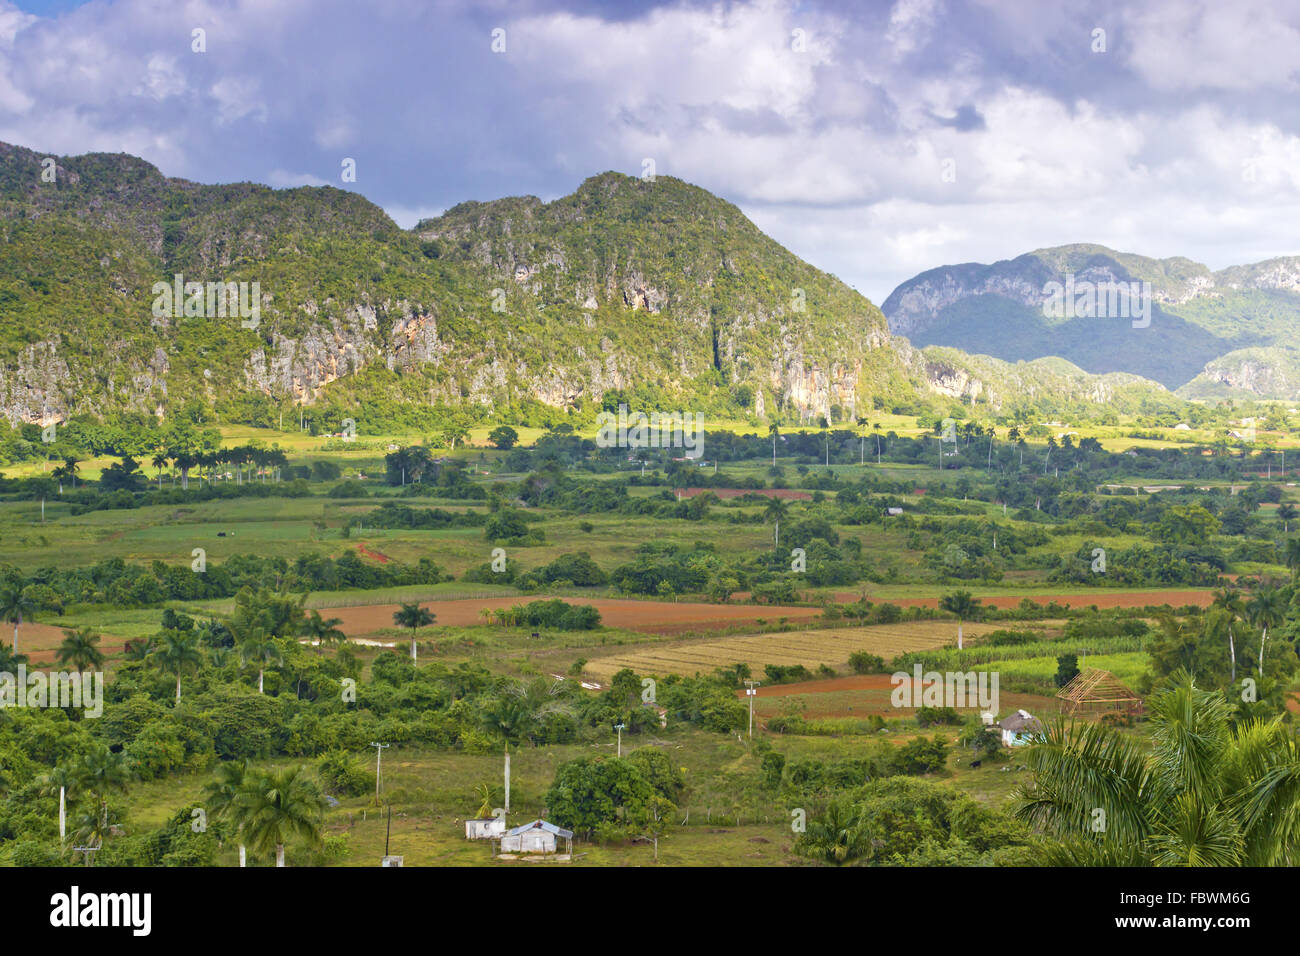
[465,816,506,840]
[997,709,1043,747]
[499,820,573,855]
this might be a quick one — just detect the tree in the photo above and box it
[488,425,519,450]
[938,590,981,650]
[202,759,251,866]
[1211,588,1245,682]
[150,629,203,701]
[237,627,282,694]
[1245,584,1287,678]
[393,602,434,662]
[763,497,789,550]
[233,766,327,867]
[300,611,346,655]
[1016,677,1300,866]
[798,797,869,865]
[1054,653,1080,688]
[768,422,779,466]
[55,628,104,674]
[73,744,131,856]
[544,755,656,839]
[1286,538,1300,581]
[0,585,35,653]
[1279,503,1297,533]
[440,425,470,451]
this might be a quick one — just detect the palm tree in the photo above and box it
[0,645,29,672]
[763,497,789,550]
[55,627,104,674]
[0,585,35,653]
[1285,538,1300,581]
[238,627,282,694]
[873,421,883,465]
[202,760,251,867]
[797,797,869,865]
[1008,424,1024,467]
[768,422,779,466]
[234,766,327,867]
[393,602,434,662]
[38,764,79,844]
[73,744,131,852]
[1245,584,1287,678]
[1016,677,1300,866]
[61,456,79,489]
[300,611,346,654]
[149,629,203,701]
[1279,503,1298,534]
[938,589,981,651]
[1211,588,1244,683]
[151,451,169,489]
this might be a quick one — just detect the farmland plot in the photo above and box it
[584,620,1004,681]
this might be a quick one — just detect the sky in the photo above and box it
[3,0,1300,303]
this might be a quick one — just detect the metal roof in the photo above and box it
[505,819,574,839]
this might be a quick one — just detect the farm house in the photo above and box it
[499,820,573,855]
[465,816,506,840]
[997,710,1043,747]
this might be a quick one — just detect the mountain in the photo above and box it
[881,243,1300,398]
[0,143,1179,428]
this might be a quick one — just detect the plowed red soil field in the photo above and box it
[322,596,822,637]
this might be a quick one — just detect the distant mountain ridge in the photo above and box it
[0,143,1180,427]
[882,243,1300,397]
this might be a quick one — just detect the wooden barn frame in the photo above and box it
[1056,669,1143,717]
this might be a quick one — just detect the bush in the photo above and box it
[317,750,377,797]
[848,651,887,674]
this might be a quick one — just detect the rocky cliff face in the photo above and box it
[0,144,1185,426]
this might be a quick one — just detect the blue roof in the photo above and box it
[505,819,574,839]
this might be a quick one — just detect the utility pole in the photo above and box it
[744,680,761,738]
[370,742,389,805]
[614,723,626,758]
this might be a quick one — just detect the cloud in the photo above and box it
[0,0,1297,304]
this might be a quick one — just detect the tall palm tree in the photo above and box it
[393,602,434,662]
[1285,538,1300,581]
[873,421,883,465]
[149,629,203,701]
[300,610,346,654]
[55,627,104,674]
[763,497,789,550]
[234,766,327,867]
[1245,584,1287,677]
[1278,503,1297,534]
[1016,677,1300,866]
[768,422,779,466]
[38,764,80,844]
[151,450,169,489]
[1211,588,1244,683]
[0,585,34,653]
[202,760,251,867]
[939,589,981,651]
[237,627,282,694]
[73,744,131,849]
